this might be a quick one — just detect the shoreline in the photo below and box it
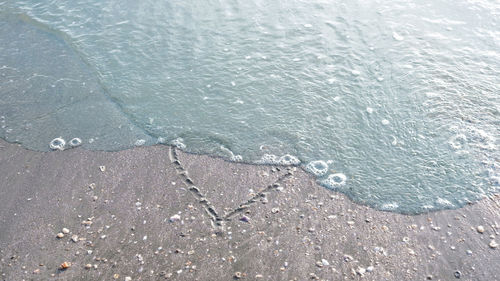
[0,138,491,216]
[0,139,499,280]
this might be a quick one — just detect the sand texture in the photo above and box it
[0,139,499,280]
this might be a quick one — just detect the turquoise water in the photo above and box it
[1,0,499,214]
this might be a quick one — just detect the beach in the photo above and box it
[0,138,498,280]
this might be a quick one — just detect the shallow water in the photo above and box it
[1,0,499,214]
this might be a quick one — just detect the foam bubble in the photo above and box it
[448,134,467,150]
[135,139,146,146]
[391,136,398,146]
[257,154,279,164]
[351,70,361,76]
[392,32,404,41]
[220,146,243,162]
[322,173,347,188]
[171,138,186,149]
[49,137,65,150]
[470,128,496,150]
[157,137,166,144]
[381,202,399,210]
[436,198,454,207]
[69,138,82,147]
[366,107,374,113]
[231,155,243,162]
[306,160,329,176]
[278,154,301,166]
[381,119,390,125]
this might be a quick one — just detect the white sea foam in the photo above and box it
[470,128,496,150]
[381,202,399,210]
[69,138,82,147]
[49,137,65,150]
[135,139,146,146]
[366,107,374,113]
[257,154,279,164]
[436,197,454,207]
[220,146,242,162]
[392,32,404,41]
[306,160,329,176]
[321,173,347,188]
[171,138,186,149]
[278,154,301,166]
[381,119,390,125]
[256,153,300,165]
[448,134,467,150]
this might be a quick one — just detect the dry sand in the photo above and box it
[0,139,498,280]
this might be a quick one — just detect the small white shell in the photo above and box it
[69,137,82,147]
[49,137,65,150]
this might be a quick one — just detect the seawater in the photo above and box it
[1,0,499,214]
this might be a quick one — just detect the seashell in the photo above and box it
[60,262,71,269]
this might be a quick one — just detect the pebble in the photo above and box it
[489,240,498,249]
[477,225,485,233]
[234,272,242,279]
[343,255,354,262]
[309,273,319,280]
[454,271,461,279]
[84,264,92,269]
[62,228,70,234]
[124,277,132,281]
[356,267,366,276]
[321,259,329,266]
[99,165,106,172]
[169,214,181,222]
[56,233,65,239]
[71,235,79,243]
[60,262,71,270]
[366,266,374,272]
[240,216,250,223]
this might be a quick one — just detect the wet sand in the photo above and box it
[0,139,498,281]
